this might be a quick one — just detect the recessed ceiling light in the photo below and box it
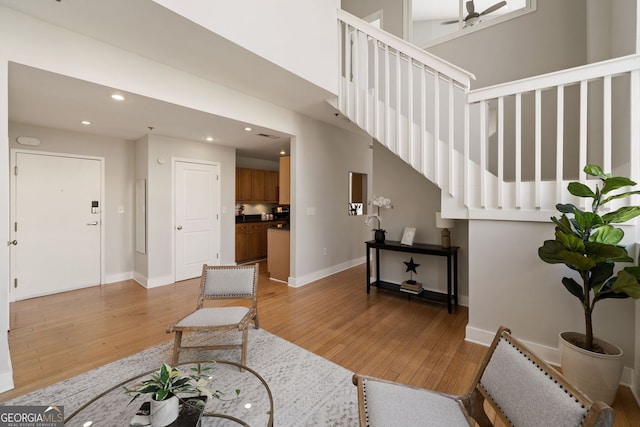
[111,94,125,101]
[81,120,92,125]
[205,136,214,142]
[244,127,252,132]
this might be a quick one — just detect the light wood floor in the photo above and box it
[1,262,639,425]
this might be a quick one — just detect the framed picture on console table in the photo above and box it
[401,227,416,246]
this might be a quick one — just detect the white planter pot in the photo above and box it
[559,331,624,405]
[150,395,180,427]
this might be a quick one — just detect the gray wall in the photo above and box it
[426,0,588,89]
[9,122,134,283]
[342,0,406,38]
[141,134,236,286]
[372,141,469,304]
[134,135,149,281]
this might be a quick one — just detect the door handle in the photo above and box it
[87,221,99,226]
[7,240,17,246]
[177,226,183,230]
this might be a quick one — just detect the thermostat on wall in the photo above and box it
[16,136,41,146]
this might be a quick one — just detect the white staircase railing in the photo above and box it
[337,10,474,206]
[467,54,640,219]
[337,10,640,221]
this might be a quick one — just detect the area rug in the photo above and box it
[2,328,359,426]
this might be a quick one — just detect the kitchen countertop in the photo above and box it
[267,224,290,230]
[235,214,288,224]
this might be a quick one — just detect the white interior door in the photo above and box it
[12,151,102,300]
[175,160,220,281]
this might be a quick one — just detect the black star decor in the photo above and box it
[403,257,420,284]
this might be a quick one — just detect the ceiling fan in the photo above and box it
[442,0,508,27]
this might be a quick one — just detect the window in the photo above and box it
[410,0,536,48]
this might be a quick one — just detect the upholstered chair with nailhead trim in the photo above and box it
[166,263,259,366]
[352,326,614,427]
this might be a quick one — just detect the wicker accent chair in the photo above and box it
[352,326,614,427]
[166,263,259,365]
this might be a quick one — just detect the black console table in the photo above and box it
[365,240,459,313]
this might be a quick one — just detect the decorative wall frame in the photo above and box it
[401,227,416,245]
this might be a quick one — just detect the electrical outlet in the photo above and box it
[322,248,327,256]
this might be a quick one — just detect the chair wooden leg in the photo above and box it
[241,327,248,366]
[172,331,182,365]
[253,313,259,329]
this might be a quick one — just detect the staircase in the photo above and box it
[337,10,640,222]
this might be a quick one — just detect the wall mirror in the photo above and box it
[348,172,367,216]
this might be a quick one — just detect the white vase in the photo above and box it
[559,331,624,405]
[150,395,180,427]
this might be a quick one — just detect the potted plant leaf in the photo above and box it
[538,164,640,404]
[124,362,216,427]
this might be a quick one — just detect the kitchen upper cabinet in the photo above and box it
[236,168,253,201]
[265,170,279,202]
[279,156,290,205]
[251,169,265,201]
[236,167,279,203]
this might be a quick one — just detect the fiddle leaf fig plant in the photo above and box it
[538,165,640,352]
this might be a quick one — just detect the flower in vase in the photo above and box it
[364,196,393,230]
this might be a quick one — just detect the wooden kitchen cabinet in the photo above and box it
[279,156,290,205]
[251,169,265,201]
[236,221,287,263]
[247,224,262,260]
[236,168,253,201]
[236,167,279,203]
[236,223,264,262]
[267,227,290,282]
[265,170,279,202]
[235,224,249,261]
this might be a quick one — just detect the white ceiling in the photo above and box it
[9,63,292,160]
[2,0,359,161]
[412,0,526,21]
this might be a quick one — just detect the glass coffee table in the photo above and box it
[64,360,274,426]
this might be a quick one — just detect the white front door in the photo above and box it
[12,151,102,300]
[174,160,220,281]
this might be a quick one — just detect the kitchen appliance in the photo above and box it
[272,205,290,221]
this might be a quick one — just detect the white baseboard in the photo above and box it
[104,271,133,284]
[465,325,636,389]
[132,272,148,287]
[144,274,175,288]
[0,368,14,394]
[288,257,365,288]
[132,272,174,288]
[631,370,640,405]
[289,258,470,308]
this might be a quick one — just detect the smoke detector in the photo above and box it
[16,136,41,146]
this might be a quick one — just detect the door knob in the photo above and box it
[177,226,183,230]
